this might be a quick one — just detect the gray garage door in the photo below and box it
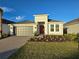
[16,26,33,36]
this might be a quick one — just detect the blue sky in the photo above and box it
[0,0,79,22]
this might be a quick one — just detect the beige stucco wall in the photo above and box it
[34,14,64,35]
[66,24,79,34]
[48,22,64,35]
[8,24,14,35]
[13,14,64,36]
[34,14,48,35]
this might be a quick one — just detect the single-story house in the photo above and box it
[64,18,79,34]
[0,8,15,38]
[2,19,15,36]
[1,19,14,38]
[0,8,64,37]
[14,14,64,36]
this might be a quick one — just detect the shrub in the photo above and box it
[30,34,78,42]
[34,31,39,36]
[30,35,67,42]
[2,33,8,38]
[64,34,77,41]
[74,33,79,42]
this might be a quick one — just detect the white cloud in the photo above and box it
[0,7,14,12]
[16,16,25,20]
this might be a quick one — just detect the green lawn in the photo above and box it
[9,41,79,59]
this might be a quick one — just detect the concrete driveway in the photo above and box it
[0,36,31,59]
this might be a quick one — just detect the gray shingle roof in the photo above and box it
[65,18,79,26]
[48,19,63,22]
[15,19,63,24]
[2,18,15,24]
[16,20,34,24]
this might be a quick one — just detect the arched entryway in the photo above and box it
[39,25,44,34]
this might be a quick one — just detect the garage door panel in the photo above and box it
[16,26,33,36]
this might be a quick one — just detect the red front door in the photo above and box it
[39,25,44,34]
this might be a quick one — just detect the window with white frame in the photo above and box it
[56,24,59,32]
[50,24,54,32]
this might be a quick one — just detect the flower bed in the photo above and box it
[29,35,75,42]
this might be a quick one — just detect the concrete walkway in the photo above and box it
[0,36,31,59]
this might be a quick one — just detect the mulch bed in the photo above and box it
[29,35,71,42]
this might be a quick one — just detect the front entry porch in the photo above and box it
[37,22,45,34]
[39,25,44,34]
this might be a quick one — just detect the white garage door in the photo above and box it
[16,26,33,36]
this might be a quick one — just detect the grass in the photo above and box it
[9,41,79,59]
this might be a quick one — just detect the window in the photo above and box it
[50,24,54,31]
[56,24,59,32]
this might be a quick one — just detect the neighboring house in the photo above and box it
[2,19,14,36]
[0,8,14,38]
[14,14,64,36]
[64,18,79,34]
[1,19,14,38]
